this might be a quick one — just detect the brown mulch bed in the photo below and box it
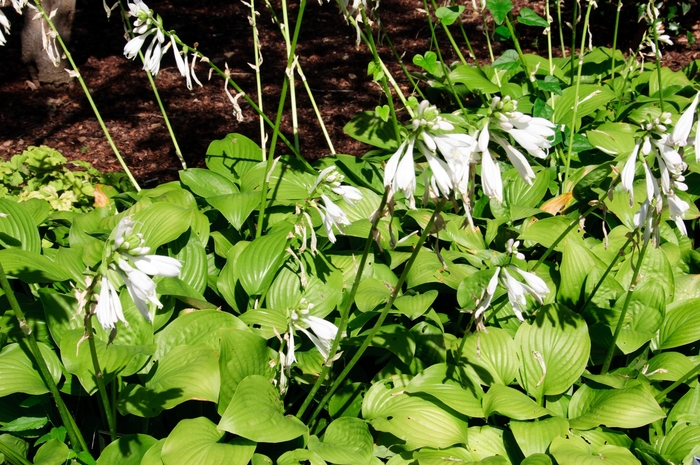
[1,0,699,186]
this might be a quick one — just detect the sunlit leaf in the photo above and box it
[162,417,256,465]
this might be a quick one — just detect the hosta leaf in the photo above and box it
[118,344,220,417]
[179,168,239,198]
[515,304,590,399]
[33,439,71,465]
[218,375,307,443]
[667,385,700,427]
[466,425,511,462]
[521,454,552,465]
[170,230,208,294]
[0,249,70,283]
[557,242,596,307]
[356,325,416,366]
[519,216,585,251]
[394,290,438,320]
[586,123,637,155]
[127,202,192,250]
[0,343,62,397]
[343,111,399,151]
[659,299,700,349]
[96,434,158,465]
[553,85,616,126]
[568,384,665,430]
[482,384,552,420]
[654,423,700,464]
[413,447,480,464]
[517,7,548,27]
[208,192,261,231]
[616,246,674,303]
[328,383,366,419]
[511,417,569,456]
[645,352,697,383]
[449,65,501,94]
[405,363,484,418]
[550,436,640,465]
[459,327,518,386]
[0,199,40,253]
[614,280,665,354]
[205,133,263,181]
[308,417,374,465]
[235,227,290,295]
[162,417,256,465]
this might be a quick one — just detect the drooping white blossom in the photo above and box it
[95,276,127,331]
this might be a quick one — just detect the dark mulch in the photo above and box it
[1,0,699,186]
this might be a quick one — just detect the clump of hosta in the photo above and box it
[620,91,699,237]
[88,216,182,330]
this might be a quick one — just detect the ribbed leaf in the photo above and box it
[482,385,552,420]
[208,193,260,231]
[0,343,62,397]
[96,434,158,465]
[0,199,40,253]
[615,280,665,354]
[558,242,596,307]
[550,436,640,465]
[218,375,307,443]
[654,423,700,464]
[511,417,569,456]
[179,168,239,198]
[162,417,256,465]
[170,230,208,294]
[568,384,665,430]
[235,227,290,296]
[205,133,263,181]
[308,418,374,465]
[659,299,700,349]
[0,249,70,283]
[405,363,483,418]
[449,65,501,94]
[515,304,590,398]
[129,203,192,250]
[460,327,518,386]
[553,84,616,125]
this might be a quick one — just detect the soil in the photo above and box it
[1,0,699,186]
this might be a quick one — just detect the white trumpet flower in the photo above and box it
[318,194,351,243]
[384,138,417,208]
[667,194,690,236]
[474,267,500,319]
[670,92,700,146]
[480,151,503,203]
[118,259,162,322]
[502,267,548,321]
[0,11,10,47]
[95,276,127,330]
[621,144,639,206]
[291,308,339,361]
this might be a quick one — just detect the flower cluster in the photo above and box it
[620,91,698,236]
[123,0,201,88]
[94,216,182,330]
[0,0,28,46]
[640,3,674,57]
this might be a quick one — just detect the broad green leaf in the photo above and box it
[0,249,70,283]
[128,203,192,250]
[517,7,548,27]
[205,133,263,181]
[0,199,40,253]
[659,299,700,349]
[97,434,158,465]
[435,5,465,26]
[649,67,692,97]
[449,65,501,94]
[553,85,616,126]
[405,248,475,289]
[328,383,367,419]
[170,230,208,294]
[239,307,288,340]
[39,290,84,347]
[0,416,47,432]
[493,50,521,71]
[157,277,216,309]
[466,425,511,462]
[278,449,327,465]
[586,123,637,155]
[459,327,518,386]
[568,384,665,430]
[394,290,438,320]
[616,241,674,302]
[235,227,290,295]
[33,439,71,465]
[645,352,697,383]
[0,343,62,397]
[162,417,256,465]
[667,385,700,427]
[482,384,552,420]
[571,427,632,449]
[208,192,261,231]
[655,422,700,463]
[151,310,248,364]
[343,112,399,151]
[308,417,373,465]
[218,329,272,415]
[355,277,392,313]
[118,344,220,417]
[486,0,512,24]
[614,280,665,354]
[515,305,590,399]
[140,439,165,465]
[218,375,307,443]
[363,379,470,449]
[240,157,314,200]
[413,447,480,464]
[179,168,239,198]
[557,241,596,307]
[405,363,484,418]
[413,52,439,75]
[550,436,641,465]
[521,454,552,465]
[511,417,568,456]
[519,216,584,251]
[60,329,155,395]
[358,324,416,366]
[505,169,550,210]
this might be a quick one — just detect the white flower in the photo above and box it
[171,36,193,90]
[621,144,639,206]
[667,194,690,236]
[292,311,339,361]
[118,259,162,322]
[95,276,127,330]
[384,138,417,208]
[492,134,536,185]
[474,267,500,319]
[671,92,700,146]
[131,254,182,277]
[480,151,503,203]
[510,266,549,304]
[418,141,453,197]
[124,33,148,59]
[507,117,555,159]
[501,268,531,321]
[432,133,477,201]
[0,10,10,47]
[318,194,351,243]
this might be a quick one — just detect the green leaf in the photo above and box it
[343,112,400,151]
[0,416,47,432]
[162,417,256,465]
[308,417,374,465]
[449,65,501,94]
[614,280,665,354]
[550,436,641,465]
[405,363,484,418]
[0,343,62,397]
[667,385,700,427]
[435,5,464,25]
[157,277,217,309]
[568,384,665,430]
[0,249,70,283]
[519,216,584,251]
[659,299,700,349]
[553,85,616,126]
[511,417,569,456]
[170,229,209,294]
[235,227,290,295]
[515,305,590,399]
[329,383,366,419]
[179,168,239,198]
[97,434,158,465]
[586,123,637,155]
[645,352,697,383]
[521,454,553,465]
[118,344,220,417]
[218,375,307,443]
[493,50,521,71]
[0,199,40,253]
[208,192,261,231]
[655,423,700,464]
[466,425,512,462]
[557,241,596,307]
[413,52,439,75]
[537,76,562,95]
[218,329,272,415]
[413,446,480,464]
[33,439,71,465]
[60,329,155,395]
[459,327,518,386]
[394,290,438,320]
[140,439,166,465]
[482,384,552,420]
[517,7,549,27]
[127,203,192,250]
[205,133,263,181]
[486,0,513,24]
[359,324,416,366]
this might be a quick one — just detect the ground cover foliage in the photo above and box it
[1,0,700,463]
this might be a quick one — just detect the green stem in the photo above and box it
[307,199,448,422]
[556,0,566,57]
[651,20,666,112]
[579,235,634,314]
[429,0,467,65]
[250,0,268,160]
[295,64,337,154]
[0,441,32,465]
[379,23,426,99]
[563,0,595,189]
[545,0,554,75]
[601,234,650,374]
[0,264,89,453]
[655,361,700,402]
[85,315,117,441]
[504,16,533,83]
[32,0,140,191]
[610,0,622,81]
[295,191,389,419]
[280,0,301,153]
[532,207,592,271]
[456,16,479,67]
